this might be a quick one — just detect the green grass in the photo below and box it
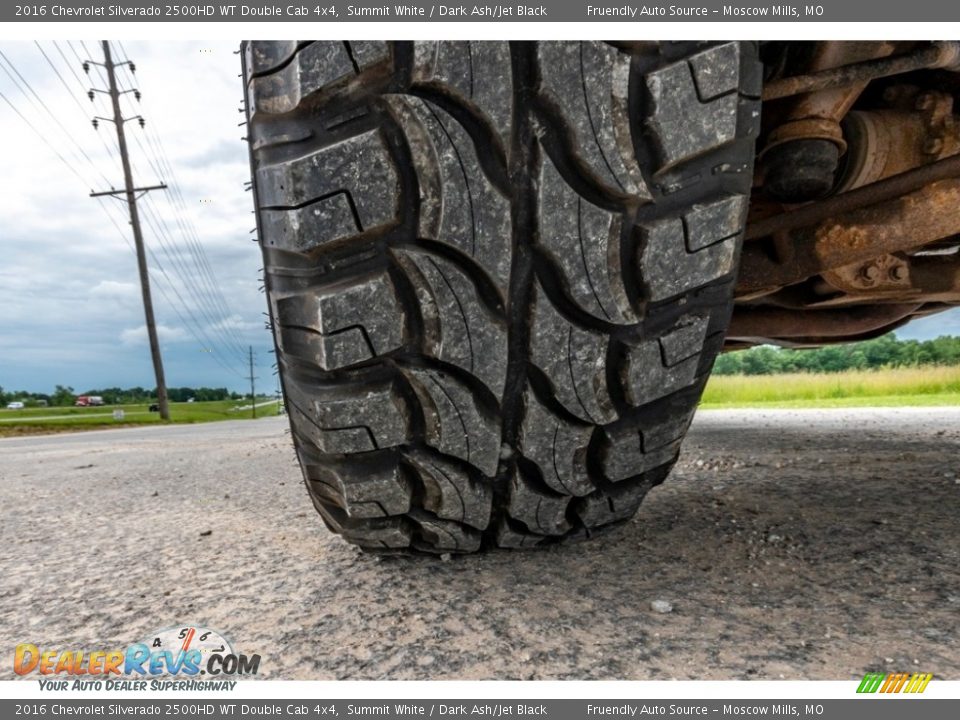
[0,398,280,436]
[701,365,960,409]
[5,366,959,434]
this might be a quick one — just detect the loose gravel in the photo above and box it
[1,408,958,680]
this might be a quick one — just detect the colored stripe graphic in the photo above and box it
[857,672,932,693]
[905,673,934,693]
[857,673,886,693]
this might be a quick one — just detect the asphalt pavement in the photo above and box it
[1,408,958,680]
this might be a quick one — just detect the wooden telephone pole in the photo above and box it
[247,346,257,419]
[88,41,170,420]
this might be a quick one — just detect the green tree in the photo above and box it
[51,385,75,406]
[711,332,960,376]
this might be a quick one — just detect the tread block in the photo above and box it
[684,194,748,252]
[405,450,492,530]
[658,314,710,367]
[348,41,389,69]
[341,522,412,549]
[519,392,594,497]
[257,130,400,252]
[387,96,512,289]
[574,484,647,528]
[249,42,353,114]
[537,42,648,197]
[398,250,508,396]
[404,368,501,477]
[602,410,694,482]
[688,42,741,101]
[315,502,413,549]
[409,510,482,552]
[638,202,740,302]
[507,469,572,536]
[495,524,545,549]
[299,382,409,455]
[249,41,389,114]
[538,156,636,323]
[412,41,513,147]
[624,314,709,407]
[644,45,740,172]
[529,282,616,424]
[246,40,301,77]
[307,461,412,518]
[275,271,406,370]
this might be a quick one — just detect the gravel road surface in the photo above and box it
[2,408,958,680]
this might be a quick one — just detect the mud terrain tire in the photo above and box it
[243,41,761,553]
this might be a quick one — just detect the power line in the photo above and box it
[94,198,243,378]
[86,43,249,364]
[111,42,250,355]
[0,48,112,186]
[34,41,119,163]
[0,53,248,380]
[90,40,171,420]
[138,195,249,361]
[0,88,93,189]
[96,195,246,379]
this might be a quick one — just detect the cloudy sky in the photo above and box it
[0,40,273,395]
[0,40,958,396]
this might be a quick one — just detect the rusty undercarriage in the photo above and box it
[730,40,960,348]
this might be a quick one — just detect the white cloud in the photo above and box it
[210,314,262,333]
[0,40,271,391]
[1,40,958,394]
[90,280,138,300]
[120,324,187,346]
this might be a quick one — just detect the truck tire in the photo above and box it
[243,41,761,553]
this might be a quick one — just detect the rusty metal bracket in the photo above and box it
[746,154,960,241]
[762,42,960,102]
[821,254,913,295]
[738,175,960,294]
[727,303,924,341]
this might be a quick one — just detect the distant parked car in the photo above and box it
[6,401,25,409]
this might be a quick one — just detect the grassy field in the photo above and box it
[3,366,958,436]
[701,365,960,409]
[0,398,281,436]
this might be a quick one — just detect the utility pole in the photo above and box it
[87,41,170,420]
[247,346,257,419]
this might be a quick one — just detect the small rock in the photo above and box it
[440,553,452,562]
[199,530,212,537]
[650,599,673,614]
[151,491,159,497]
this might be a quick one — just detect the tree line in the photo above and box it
[0,385,243,407]
[713,333,960,376]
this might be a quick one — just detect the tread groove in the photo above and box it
[243,40,761,553]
